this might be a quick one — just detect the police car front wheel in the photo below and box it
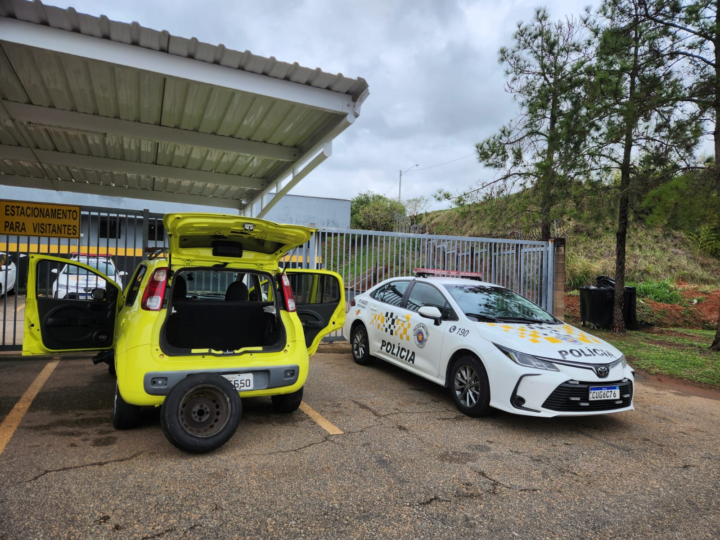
[351,324,375,366]
[450,356,491,417]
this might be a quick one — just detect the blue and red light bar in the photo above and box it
[413,268,484,280]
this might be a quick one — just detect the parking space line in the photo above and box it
[299,402,343,435]
[0,359,59,456]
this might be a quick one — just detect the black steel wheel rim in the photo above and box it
[178,385,231,438]
[353,327,367,359]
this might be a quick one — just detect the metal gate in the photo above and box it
[1,209,553,351]
[1,205,167,351]
[289,228,554,340]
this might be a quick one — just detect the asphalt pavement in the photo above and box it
[0,344,719,539]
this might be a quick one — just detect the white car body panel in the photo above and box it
[345,276,635,418]
[0,256,17,296]
[52,257,123,299]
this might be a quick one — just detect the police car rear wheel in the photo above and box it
[451,356,491,417]
[351,324,375,366]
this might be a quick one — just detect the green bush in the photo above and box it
[630,281,683,305]
[351,191,406,231]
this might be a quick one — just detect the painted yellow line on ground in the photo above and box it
[299,402,343,435]
[15,302,25,313]
[0,359,59,456]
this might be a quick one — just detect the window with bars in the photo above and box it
[99,218,121,239]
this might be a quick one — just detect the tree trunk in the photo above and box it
[612,29,640,334]
[712,304,720,351]
[715,1,720,198]
[612,176,630,334]
[711,4,720,350]
[541,217,552,242]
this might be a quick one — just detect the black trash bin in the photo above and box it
[579,276,637,329]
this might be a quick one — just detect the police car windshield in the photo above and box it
[444,285,556,324]
[67,259,114,275]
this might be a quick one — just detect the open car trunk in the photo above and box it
[161,269,284,355]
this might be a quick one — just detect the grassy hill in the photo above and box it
[420,206,720,289]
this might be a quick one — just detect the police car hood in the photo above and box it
[475,322,623,363]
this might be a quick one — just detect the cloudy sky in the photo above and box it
[49,0,596,210]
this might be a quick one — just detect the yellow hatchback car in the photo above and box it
[23,214,345,453]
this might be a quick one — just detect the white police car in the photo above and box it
[344,269,634,418]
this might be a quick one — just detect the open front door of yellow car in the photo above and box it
[285,269,345,356]
[23,255,122,356]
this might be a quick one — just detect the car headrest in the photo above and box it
[173,275,187,301]
[225,281,249,302]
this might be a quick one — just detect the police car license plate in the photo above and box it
[589,386,619,401]
[223,373,254,391]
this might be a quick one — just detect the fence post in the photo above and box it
[552,238,566,320]
[141,209,150,260]
[308,234,317,270]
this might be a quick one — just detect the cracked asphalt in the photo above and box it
[1,343,720,539]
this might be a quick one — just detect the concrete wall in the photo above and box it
[263,194,350,228]
[1,186,235,215]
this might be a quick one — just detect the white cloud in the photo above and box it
[46,0,599,209]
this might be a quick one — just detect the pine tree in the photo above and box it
[476,8,593,241]
[588,0,702,332]
[638,0,720,349]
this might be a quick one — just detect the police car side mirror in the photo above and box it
[418,306,442,325]
[51,268,58,274]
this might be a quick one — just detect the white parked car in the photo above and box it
[0,252,17,297]
[52,255,126,299]
[344,270,634,418]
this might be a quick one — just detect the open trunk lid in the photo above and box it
[164,214,315,270]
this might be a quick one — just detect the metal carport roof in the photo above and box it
[0,0,368,215]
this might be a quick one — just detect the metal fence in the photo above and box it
[1,205,167,351]
[289,228,554,341]
[1,206,553,351]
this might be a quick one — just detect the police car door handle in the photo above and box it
[370,305,378,311]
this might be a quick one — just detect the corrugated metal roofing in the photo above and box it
[0,0,368,209]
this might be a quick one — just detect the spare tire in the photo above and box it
[160,373,242,454]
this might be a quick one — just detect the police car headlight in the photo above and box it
[619,354,628,368]
[494,344,559,372]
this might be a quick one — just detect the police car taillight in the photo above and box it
[280,274,296,312]
[141,268,168,311]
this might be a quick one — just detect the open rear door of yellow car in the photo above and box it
[23,255,122,356]
[285,269,345,356]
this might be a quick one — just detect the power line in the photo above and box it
[407,153,475,173]
[383,178,399,196]
[383,152,476,196]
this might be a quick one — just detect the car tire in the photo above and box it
[351,324,375,366]
[450,356,492,417]
[160,374,242,454]
[113,382,141,430]
[271,387,303,413]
